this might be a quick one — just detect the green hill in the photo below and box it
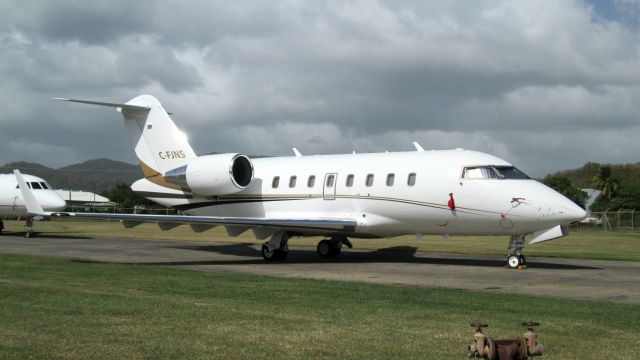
[0,159,142,193]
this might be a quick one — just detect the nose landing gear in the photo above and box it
[507,235,527,269]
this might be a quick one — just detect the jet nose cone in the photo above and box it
[557,199,587,223]
[43,194,67,212]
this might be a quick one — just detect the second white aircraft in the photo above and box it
[52,95,586,268]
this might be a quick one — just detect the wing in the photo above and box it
[50,211,357,238]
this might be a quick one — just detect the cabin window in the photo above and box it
[366,174,374,187]
[272,176,280,188]
[326,174,335,187]
[346,174,354,187]
[307,175,316,188]
[386,173,395,186]
[462,166,529,180]
[30,182,42,190]
[407,173,416,186]
[40,182,49,189]
[289,176,297,188]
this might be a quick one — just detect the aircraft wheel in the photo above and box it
[262,244,287,261]
[25,231,34,239]
[274,249,288,261]
[317,240,332,258]
[262,244,276,261]
[329,242,342,257]
[507,255,520,269]
[519,255,527,266]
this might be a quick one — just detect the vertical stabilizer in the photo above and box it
[55,95,197,191]
[120,95,197,174]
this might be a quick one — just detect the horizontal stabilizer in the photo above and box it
[53,98,150,112]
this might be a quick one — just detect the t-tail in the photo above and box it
[55,95,254,196]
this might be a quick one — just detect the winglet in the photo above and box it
[413,142,425,152]
[14,170,46,216]
[292,148,302,157]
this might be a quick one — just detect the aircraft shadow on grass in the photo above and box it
[134,243,600,270]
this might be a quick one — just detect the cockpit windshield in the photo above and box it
[462,166,530,180]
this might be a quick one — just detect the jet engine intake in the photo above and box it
[164,153,253,195]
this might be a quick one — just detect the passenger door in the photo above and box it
[323,173,337,200]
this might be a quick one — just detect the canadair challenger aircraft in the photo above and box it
[0,170,66,237]
[50,95,585,268]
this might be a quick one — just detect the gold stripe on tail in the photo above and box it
[138,160,185,191]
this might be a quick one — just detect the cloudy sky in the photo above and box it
[1,0,639,177]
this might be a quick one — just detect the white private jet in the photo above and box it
[51,95,586,268]
[0,170,67,237]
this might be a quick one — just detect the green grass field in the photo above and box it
[1,254,639,359]
[3,219,640,262]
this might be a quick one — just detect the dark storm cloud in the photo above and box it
[1,0,639,177]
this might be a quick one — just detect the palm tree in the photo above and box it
[592,166,618,200]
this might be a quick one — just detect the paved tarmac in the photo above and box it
[1,233,639,304]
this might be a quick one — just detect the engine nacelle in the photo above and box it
[163,153,253,196]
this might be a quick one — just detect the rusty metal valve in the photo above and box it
[522,321,544,357]
[468,321,496,359]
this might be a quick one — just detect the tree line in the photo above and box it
[543,162,640,211]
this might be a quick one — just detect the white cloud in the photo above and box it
[0,0,639,177]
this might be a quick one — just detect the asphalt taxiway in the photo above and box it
[1,233,639,304]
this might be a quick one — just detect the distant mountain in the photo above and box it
[0,158,142,193]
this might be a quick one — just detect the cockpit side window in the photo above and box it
[462,166,530,180]
[463,166,499,179]
[493,166,529,179]
[30,182,42,189]
[40,182,50,189]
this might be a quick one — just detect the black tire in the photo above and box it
[317,240,332,258]
[519,255,527,266]
[25,231,32,239]
[329,243,342,257]
[507,255,520,269]
[274,249,288,261]
[262,244,276,261]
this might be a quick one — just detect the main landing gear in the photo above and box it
[260,233,353,261]
[507,234,527,269]
[261,231,289,261]
[316,236,352,258]
[24,216,36,238]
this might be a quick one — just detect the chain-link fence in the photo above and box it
[573,211,639,232]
